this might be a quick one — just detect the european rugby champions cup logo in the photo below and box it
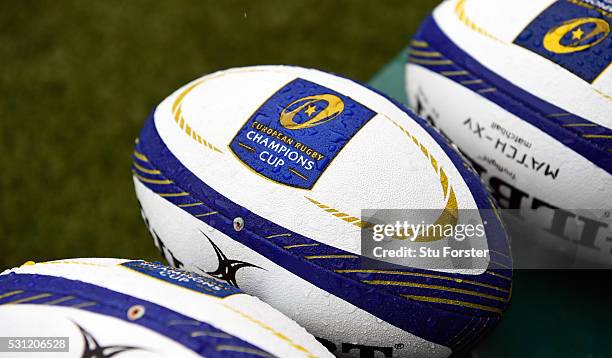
[514,0,612,83]
[229,78,376,189]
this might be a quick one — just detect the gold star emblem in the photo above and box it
[304,104,317,117]
[572,27,584,40]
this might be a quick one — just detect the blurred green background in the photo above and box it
[0,0,437,269]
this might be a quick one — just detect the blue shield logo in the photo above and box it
[514,0,611,83]
[229,78,376,189]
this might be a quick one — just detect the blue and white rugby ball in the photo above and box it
[133,65,512,357]
[0,258,330,358]
[406,0,612,265]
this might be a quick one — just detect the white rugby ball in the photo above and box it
[405,0,612,265]
[0,258,331,358]
[132,65,512,357]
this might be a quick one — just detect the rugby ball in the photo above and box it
[0,258,331,358]
[405,0,612,266]
[132,65,512,357]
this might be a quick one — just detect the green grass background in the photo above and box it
[0,0,438,269]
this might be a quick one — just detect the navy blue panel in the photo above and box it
[514,0,612,83]
[229,78,376,189]
[121,260,241,298]
[0,271,272,357]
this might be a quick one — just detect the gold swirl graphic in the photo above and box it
[543,17,610,54]
[454,0,503,42]
[172,79,224,153]
[385,119,459,242]
[279,94,344,130]
[305,118,460,243]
